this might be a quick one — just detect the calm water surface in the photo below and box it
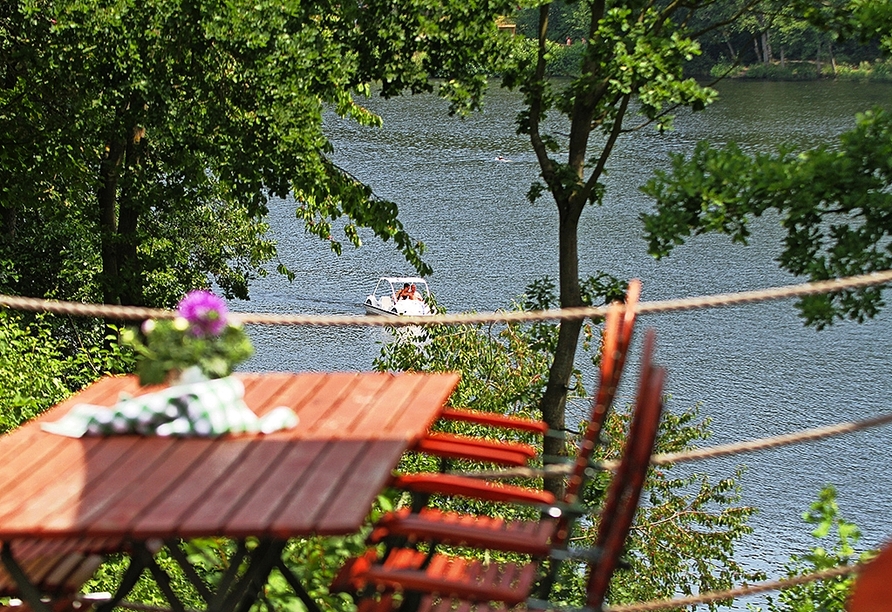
[234,80,892,608]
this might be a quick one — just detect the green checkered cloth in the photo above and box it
[41,376,299,438]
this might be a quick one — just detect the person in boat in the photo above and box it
[409,284,423,300]
[396,283,412,300]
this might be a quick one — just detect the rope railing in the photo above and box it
[0,269,890,327]
[447,410,892,480]
[3,269,889,612]
[604,564,859,612]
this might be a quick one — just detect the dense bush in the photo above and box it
[835,58,892,81]
[0,310,134,432]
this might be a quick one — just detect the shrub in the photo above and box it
[743,63,819,80]
[0,311,134,432]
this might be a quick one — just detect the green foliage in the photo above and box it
[734,62,822,80]
[749,486,875,612]
[121,319,254,386]
[641,107,892,328]
[344,0,516,114]
[710,58,892,82]
[1,0,518,310]
[514,0,591,44]
[0,311,74,431]
[510,38,589,77]
[833,58,892,81]
[0,311,134,432]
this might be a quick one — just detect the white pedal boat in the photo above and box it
[363,277,432,316]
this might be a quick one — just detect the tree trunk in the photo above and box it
[721,30,736,60]
[98,122,146,308]
[753,36,762,64]
[780,46,785,68]
[117,126,146,306]
[1,205,14,243]
[97,137,126,351]
[529,0,607,500]
[539,199,584,497]
[829,41,837,76]
[761,31,772,64]
[98,138,126,306]
[816,40,822,76]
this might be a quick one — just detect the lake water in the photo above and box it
[233,79,892,609]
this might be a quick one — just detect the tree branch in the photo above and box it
[581,92,631,202]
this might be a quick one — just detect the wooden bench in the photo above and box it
[333,310,666,612]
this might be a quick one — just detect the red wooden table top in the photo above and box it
[0,371,459,541]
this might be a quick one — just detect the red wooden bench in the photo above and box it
[333,310,664,612]
[362,280,641,557]
[848,539,892,611]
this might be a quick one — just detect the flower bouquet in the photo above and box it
[122,290,254,386]
[42,290,298,438]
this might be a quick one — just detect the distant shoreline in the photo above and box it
[706,59,892,82]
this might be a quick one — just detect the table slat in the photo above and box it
[319,440,408,533]
[87,439,215,536]
[173,439,292,536]
[221,440,330,537]
[0,437,140,534]
[130,438,260,538]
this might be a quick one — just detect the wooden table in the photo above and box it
[0,371,460,612]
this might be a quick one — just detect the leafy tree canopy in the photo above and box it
[499,0,750,487]
[640,0,892,329]
[642,107,892,328]
[0,0,514,310]
[496,0,892,475]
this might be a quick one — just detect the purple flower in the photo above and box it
[177,290,228,337]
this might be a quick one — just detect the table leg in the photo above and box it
[92,541,189,612]
[202,540,251,611]
[224,539,283,612]
[165,541,214,603]
[87,538,324,612]
[137,544,189,612]
[0,543,53,612]
[147,539,298,612]
[274,556,324,612]
[94,548,150,612]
